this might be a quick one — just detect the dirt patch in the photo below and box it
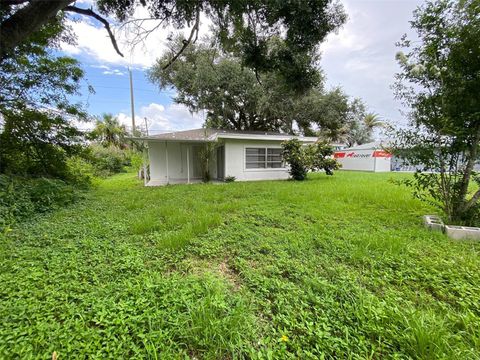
[218,259,241,291]
[181,257,242,291]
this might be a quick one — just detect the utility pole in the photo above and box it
[129,67,135,135]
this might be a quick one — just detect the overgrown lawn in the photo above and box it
[1,172,479,359]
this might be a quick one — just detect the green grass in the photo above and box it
[1,171,479,359]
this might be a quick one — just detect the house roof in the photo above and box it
[341,140,392,151]
[133,128,319,143]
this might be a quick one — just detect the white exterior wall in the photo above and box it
[148,141,218,185]
[374,156,391,172]
[223,139,289,181]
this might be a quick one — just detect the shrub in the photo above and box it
[0,109,84,179]
[281,139,309,180]
[224,176,236,183]
[281,139,341,180]
[88,144,130,177]
[26,178,78,213]
[199,142,217,183]
[0,175,78,231]
[65,156,95,188]
[306,141,342,175]
[0,175,34,231]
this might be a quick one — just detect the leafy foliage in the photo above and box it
[363,112,384,132]
[392,0,480,225]
[281,139,340,180]
[2,0,345,93]
[150,39,370,136]
[0,171,478,358]
[306,141,342,176]
[198,142,218,182]
[0,175,78,232]
[99,0,346,91]
[281,139,309,180]
[0,10,87,115]
[89,113,128,148]
[0,7,91,182]
[87,144,136,177]
[326,95,372,147]
[0,109,85,179]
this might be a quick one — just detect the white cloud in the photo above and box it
[91,64,110,70]
[75,0,95,6]
[320,3,369,55]
[116,102,204,132]
[103,69,126,76]
[61,9,212,68]
[320,0,423,126]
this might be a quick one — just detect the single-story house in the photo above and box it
[135,128,333,186]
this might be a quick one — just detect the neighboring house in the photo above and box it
[334,142,392,172]
[135,128,321,186]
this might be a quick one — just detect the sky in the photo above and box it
[64,0,424,134]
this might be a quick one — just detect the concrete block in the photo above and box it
[444,225,480,241]
[423,215,444,232]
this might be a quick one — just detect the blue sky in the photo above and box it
[63,0,423,134]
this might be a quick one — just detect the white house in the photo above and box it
[135,128,322,186]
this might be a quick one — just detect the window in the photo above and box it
[246,148,266,168]
[245,148,284,169]
[267,148,283,168]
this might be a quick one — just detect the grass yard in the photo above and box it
[1,171,479,359]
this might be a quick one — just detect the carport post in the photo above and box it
[187,145,190,184]
[165,141,169,183]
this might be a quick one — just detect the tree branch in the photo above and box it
[465,187,480,211]
[64,5,124,57]
[0,0,74,60]
[162,6,200,70]
[0,0,29,6]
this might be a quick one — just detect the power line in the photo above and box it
[88,85,162,93]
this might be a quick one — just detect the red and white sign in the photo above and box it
[334,150,392,158]
[333,148,391,172]
[372,150,392,158]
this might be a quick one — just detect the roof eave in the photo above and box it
[128,137,213,143]
[216,134,318,142]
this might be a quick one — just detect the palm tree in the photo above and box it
[363,113,384,132]
[90,113,127,147]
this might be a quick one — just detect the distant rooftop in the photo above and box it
[135,128,320,143]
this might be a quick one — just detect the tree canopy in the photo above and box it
[89,114,128,148]
[149,38,371,139]
[0,3,89,179]
[1,0,346,91]
[392,0,480,225]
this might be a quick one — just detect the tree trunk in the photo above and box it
[0,0,74,60]
[452,126,480,222]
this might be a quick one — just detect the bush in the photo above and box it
[281,139,309,180]
[88,144,130,177]
[281,139,341,180]
[0,109,84,179]
[224,176,236,183]
[65,156,95,188]
[0,175,78,231]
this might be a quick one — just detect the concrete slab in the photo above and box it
[444,225,480,241]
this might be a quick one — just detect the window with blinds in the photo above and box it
[245,148,284,169]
